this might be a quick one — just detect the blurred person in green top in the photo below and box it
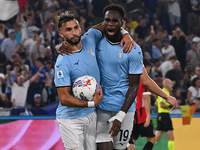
[155,78,175,150]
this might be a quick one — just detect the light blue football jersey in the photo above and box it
[96,36,143,112]
[54,28,102,119]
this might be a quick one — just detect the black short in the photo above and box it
[129,120,155,144]
[156,113,173,132]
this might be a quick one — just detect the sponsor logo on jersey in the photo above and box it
[74,60,79,65]
[57,70,64,79]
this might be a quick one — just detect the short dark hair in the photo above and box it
[58,11,75,29]
[103,4,125,18]
[36,57,44,64]
[45,60,53,66]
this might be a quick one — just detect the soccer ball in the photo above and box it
[72,75,98,101]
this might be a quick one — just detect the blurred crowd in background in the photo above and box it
[0,0,200,115]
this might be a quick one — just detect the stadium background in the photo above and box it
[1,0,200,149]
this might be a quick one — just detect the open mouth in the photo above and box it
[107,28,115,36]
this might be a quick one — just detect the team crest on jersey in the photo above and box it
[57,70,64,79]
[118,50,123,58]
[88,48,94,56]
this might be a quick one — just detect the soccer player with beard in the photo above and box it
[95,4,143,150]
[95,5,178,150]
[54,11,103,150]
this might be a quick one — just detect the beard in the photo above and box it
[105,29,121,42]
[65,36,81,45]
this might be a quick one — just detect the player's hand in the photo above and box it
[165,95,178,110]
[106,111,126,137]
[55,42,74,56]
[93,85,103,106]
[120,34,136,53]
[107,119,121,138]
[144,115,150,127]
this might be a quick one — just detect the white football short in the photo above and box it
[56,112,97,150]
[96,108,134,150]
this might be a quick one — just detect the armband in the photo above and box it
[121,27,129,35]
[108,110,126,123]
[115,111,126,122]
[88,101,95,108]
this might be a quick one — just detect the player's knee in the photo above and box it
[148,137,156,144]
[155,134,162,142]
[155,137,160,142]
[168,136,174,141]
[167,131,174,141]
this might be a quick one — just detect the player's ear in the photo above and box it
[58,31,64,38]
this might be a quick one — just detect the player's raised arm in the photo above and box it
[120,21,136,52]
[93,22,136,53]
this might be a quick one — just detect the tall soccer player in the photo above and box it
[95,5,177,150]
[95,4,143,150]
